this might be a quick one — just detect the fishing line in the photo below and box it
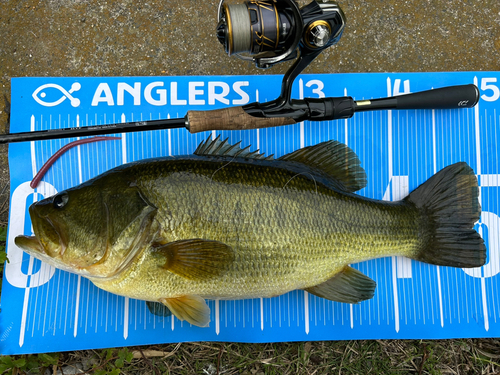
[211,156,237,181]
[283,172,318,195]
[224,4,252,55]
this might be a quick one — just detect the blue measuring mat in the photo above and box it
[1,72,499,355]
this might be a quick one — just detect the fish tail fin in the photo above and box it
[405,162,486,268]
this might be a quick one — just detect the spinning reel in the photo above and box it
[217,0,344,69]
[215,0,348,122]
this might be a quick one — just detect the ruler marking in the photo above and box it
[474,77,488,331]
[260,298,264,331]
[304,292,310,334]
[215,300,220,335]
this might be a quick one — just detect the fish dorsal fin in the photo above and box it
[279,141,367,193]
[194,135,273,161]
[160,295,210,327]
[152,239,234,281]
[305,266,376,304]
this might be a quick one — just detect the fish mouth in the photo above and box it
[14,234,67,269]
[14,233,89,276]
[14,235,43,254]
[21,204,69,259]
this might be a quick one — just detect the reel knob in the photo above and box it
[304,21,332,49]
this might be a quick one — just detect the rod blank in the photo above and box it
[0,118,187,145]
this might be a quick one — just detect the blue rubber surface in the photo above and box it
[1,72,499,354]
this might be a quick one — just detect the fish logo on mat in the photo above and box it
[32,82,81,107]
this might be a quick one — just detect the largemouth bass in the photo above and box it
[15,137,486,327]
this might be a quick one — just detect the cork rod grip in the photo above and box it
[187,106,296,133]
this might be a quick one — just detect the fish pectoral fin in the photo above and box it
[305,266,376,304]
[146,301,173,317]
[160,295,210,327]
[153,239,234,281]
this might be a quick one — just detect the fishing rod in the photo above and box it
[0,0,480,145]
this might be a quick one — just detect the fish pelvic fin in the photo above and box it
[406,162,486,268]
[146,301,173,317]
[305,266,376,304]
[152,239,234,281]
[278,141,367,193]
[160,295,210,327]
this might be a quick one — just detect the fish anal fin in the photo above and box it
[305,266,376,304]
[160,295,210,327]
[152,239,234,281]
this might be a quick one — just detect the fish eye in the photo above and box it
[53,192,69,209]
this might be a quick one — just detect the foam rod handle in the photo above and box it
[186,107,296,133]
[396,84,480,110]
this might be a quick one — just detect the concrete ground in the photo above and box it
[0,0,499,219]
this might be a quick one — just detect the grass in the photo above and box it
[1,339,500,374]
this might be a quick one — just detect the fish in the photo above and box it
[15,137,486,327]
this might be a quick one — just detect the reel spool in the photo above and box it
[216,0,303,68]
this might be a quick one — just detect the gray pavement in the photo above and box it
[0,0,499,220]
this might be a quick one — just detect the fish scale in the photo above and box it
[94,157,420,300]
